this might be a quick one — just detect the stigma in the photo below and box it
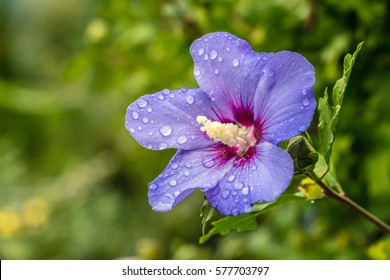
[196,116,256,151]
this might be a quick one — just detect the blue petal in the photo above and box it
[205,142,293,216]
[253,51,316,144]
[126,88,217,150]
[149,147,234,212]
[190,32,269,122]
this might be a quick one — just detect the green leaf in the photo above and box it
[318,42,364,164]
[199,194,305,244]
[200,200,218,235]
[199,212,258,244]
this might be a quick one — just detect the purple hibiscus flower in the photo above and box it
[125,32,316,216]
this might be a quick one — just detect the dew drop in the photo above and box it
[129,128,135,133]
[232,208,239,215]
[234,182,244,190]
[226,47,230,52]
[147,108,152,113]
[171,163,179,170]
[221,190,231,199]
[169,179,177,187]
[184,162,192,168]
[185,95,194,104]
[204,54,209,60]
[214,68,219,74]
[142,117,148,124]
[227,174,236,183]
[177,136,188,144]
[162,89,170,95]
[136,99,148,108]
[302,89,307,96]
[218,57,223,62]
[131,111,139,120]
[181,88,187,93]
[202,158,215,168]
[159,125,172,136]
[244,204,252,213]
[149,183,158,191]
[198,48,204,56]
[303,98,310,107]
[232,191,238,197]
[137,126,142,131]
[161,193,174,204]
[242,186,249,195]
[183,170,190,177]
[158,95,164,100]
[232,58,239,67]
[210,50,218,59]
[194,70,201,77]
[158,142,168,150]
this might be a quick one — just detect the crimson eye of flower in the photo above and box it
[125,32,316,216]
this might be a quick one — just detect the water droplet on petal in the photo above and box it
[183,170,190,177]
[244,204,252,213]
[185,95,194,104]
[158,142,168,150]
[218,57,223,62]
[214,68,219,74]
[131,111,139,120]
[221,190,231,199]
[210,50,217,59]
[169,179,177,187]
[227,174,236,183]
[298,125,306,132]
[204,54,209,60]
[303,98,310,107]
[226,47,230,52]
[158,95,164,100]
[234,182,244,190]
[232,208,239,215]
[162,89,170,95]
[142,117,148,124]
[176,136,187,144]
[232,191,238,197]
[232,58,239,67]
[302,89,307,96]
[137,126,142,131]
[268,70,275,77]
[194,70,200,77]
[184,162,192,168]
[160,125,172,136]
[137,99,148,108]
[147,108,152,113]
[202,158,215,168]
[149,183,158,191]
[198,48,204,56]
[161,193,174,204]
[129,128,135,133]
[242,186,249,195]
[171,163,179,170]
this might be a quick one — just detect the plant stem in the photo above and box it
[307,172,390,234]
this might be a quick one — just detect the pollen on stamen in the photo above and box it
[196,116,256,151]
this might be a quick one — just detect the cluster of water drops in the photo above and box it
[127,88,202,150]
[192,33,243,80]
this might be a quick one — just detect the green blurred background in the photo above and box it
[1,0,389,259]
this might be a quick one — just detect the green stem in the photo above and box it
[306,171,390,234]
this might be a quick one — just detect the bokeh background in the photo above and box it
[1,0,389,259]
